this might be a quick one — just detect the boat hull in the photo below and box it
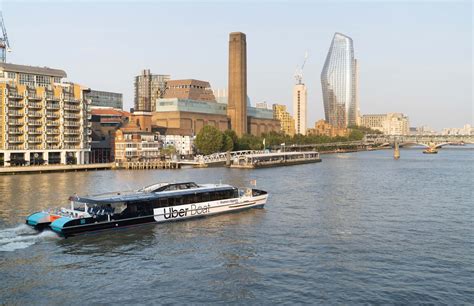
[44,194,267,238]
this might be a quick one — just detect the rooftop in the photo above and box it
[0,63,67,78]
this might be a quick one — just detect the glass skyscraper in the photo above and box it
[321,32,359,128]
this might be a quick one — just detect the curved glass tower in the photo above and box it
[321,32,359,128]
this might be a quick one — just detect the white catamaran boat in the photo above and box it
[26,182,268,237]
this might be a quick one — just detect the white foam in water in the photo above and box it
[0,224,59,252]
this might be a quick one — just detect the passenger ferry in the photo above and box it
[26,182,268,238]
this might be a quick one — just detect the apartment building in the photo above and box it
[0,63,91,166]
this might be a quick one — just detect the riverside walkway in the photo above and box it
[0,163,113,175]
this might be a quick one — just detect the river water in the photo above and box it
[0,148,472,304]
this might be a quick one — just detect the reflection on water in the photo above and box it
[0,148,473,304]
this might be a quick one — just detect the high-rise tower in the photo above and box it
[321,32,359,128]
[293,84,307,135]
[227,32,247,137]
[134,69,170,112]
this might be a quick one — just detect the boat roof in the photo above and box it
[70,182,235,204]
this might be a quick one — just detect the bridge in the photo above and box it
[364,134,474,149]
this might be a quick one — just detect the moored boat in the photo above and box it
[423,148,438,154]
[26,182,268,237]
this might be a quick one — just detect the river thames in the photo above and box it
[0,148,472,304]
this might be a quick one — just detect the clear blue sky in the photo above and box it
[3,0,472,130]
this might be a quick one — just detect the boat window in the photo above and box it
[159,198,168,208]
[201,192,210,202]
[174,196,183,206]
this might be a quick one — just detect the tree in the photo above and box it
[161,145,176,157]
[195,125,224,155]
[223,130,238,150]
[222,134,234,152]
[237,134,263,150]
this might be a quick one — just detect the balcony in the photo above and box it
[28,94,43,101]
[29,129,42,135]
[46,137,60,143]
[46,129,60,135]
[46,145,60,149]
[46,95,60,102]
[46,103,60,110]
[9,119,23,126]
[29,145,43,150]
[64,121,80,127]
[8,93,24,100]
[7,144,24,150]
[46,120,60,127]
[8,111,24,117]
[64,137,81,143]
[8,101,24,108]
[28,120,42,126]
[46,112,60,119]
[8,129,23,135]
[28,137,42,144]
[8,137,24,144]
[28,111,43,118]
[28,102,43,109]
[64,105,81,112]
[64,97,81,104]
[64,129,80,135]
[64,114,80,119]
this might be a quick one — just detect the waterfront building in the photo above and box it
[152,77,279,137]
[321,32,359,128]
[85,89,123,110]
[90,108,130,163]
[0,63,91,167]
[442,124,473,135]
[307,119,349,137]
[227,32,248,137]
[272,104,295,136]
[114,120,160,163]
[293,83,307,135]
[134,69,170,112]
[159,135,194,156]
[361,113,410,135]
[164,79,216,102]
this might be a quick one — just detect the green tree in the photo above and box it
[237,134,263,150]
[221,134,234,152]
[161,145,176,157]
[223,130,238,150]
[195,125,224,155]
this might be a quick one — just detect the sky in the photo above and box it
[3,0,472,130]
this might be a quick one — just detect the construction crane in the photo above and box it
[294,51,308,85]
[0,11,11,63]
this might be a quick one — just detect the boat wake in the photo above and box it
[0,224,58,252]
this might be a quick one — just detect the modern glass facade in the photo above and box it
[85,90,123,109]
[134,70,170,112]
[321,32,359,128]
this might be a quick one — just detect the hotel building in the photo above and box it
[0,63,91,166]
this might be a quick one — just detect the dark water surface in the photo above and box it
[1,148,473,304]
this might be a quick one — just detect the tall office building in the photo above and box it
[293,84,307,135]
[0,63,91,166]
[134,69,170,112]
[227,32,247,137]
[321,32,359,128]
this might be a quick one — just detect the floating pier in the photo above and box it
[116,161,180,170]
[230,151,321,169]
